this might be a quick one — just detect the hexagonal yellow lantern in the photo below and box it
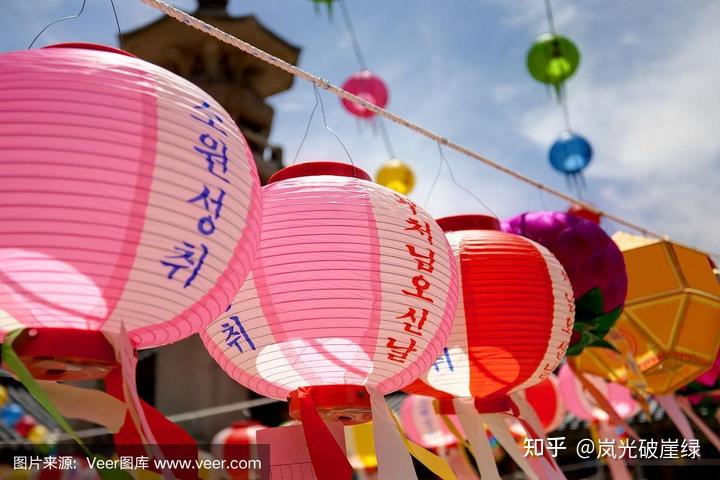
[574,232,720,395]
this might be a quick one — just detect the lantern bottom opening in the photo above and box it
[5,328,117,381]
[288,385,372,425]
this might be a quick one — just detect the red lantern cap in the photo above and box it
[42,42,137,58]
[5,329,118,381]
[436,214,501,233]
[268,162,371,184]
[567,203,601,224]
[288,385,371,425]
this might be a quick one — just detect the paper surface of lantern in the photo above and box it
[558,364,638,422]
[0,43,261,379]
[503,211,627,355]
[527,33,580,87]
[399,395,462,450]
[406,214,575,400]
[341,70,389,119]
[509,375,565,436]
[375,158,415,195]
[574,232,720,395]
[549,131,592,175]
[202,161,458,422]
[212,420,266,480]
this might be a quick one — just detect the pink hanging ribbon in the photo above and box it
[655,394,695,441]
[677,396,720,452]
[597,421,632,480]
[568,362,640,440]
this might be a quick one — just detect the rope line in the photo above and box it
[138,0,719,257]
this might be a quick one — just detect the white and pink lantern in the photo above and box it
[0,43,262,377]
[202,161,458,479]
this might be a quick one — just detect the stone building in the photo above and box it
[121,0,300,441]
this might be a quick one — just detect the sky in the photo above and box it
[1,0,718,254]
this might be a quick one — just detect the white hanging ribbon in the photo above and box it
[368,387,418,480]
[453,398,501,480]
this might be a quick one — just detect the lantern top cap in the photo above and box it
[436,214,500,232]
[230,420,262,429]
[42,42,137,58]
[268,161,372,184]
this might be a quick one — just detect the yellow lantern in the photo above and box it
[0,385,7,407]
[26,424,49,445]
[375,158,415,195]
[575,232,720,394]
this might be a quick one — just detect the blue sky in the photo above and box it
[2,0,718,254]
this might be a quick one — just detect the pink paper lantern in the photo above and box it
[341,70,389,119]
[202,162,458,422]
[0,44,261,378]
[558,363,638,422]
[399,394,462,450]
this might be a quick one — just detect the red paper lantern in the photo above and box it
[212,420,265,480]
[341,70,389,119]
[406,215,575,400]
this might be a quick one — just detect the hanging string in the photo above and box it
[314,85,357,173]
[338,0,368,71]
[338,0,396,159]
[425,142,498,218]
[559,83,573,131]
[544,0,557,35]
[109,0,124,49]
[291,85,320,165]
[28,0,87,48]
[137,0,719,256]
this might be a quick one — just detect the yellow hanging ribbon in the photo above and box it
[389,408,458,480]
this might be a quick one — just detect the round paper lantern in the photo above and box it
[509,375,565,436]
[0,43,261,380]
[502,211,627,355]
[375,158,415,195]
[15,415,36,437]
[212,420,265,480]
[405,214,574,400]
[0,386,7,407]
[558,364,638,422]
[202,162,458,423]
[574,233,720,395]
[399,395,462,450]
[527,33,580,87]
[341,70,389,119]
[549,131,592,175]
[27,424,50,445]
[0,403,24,427]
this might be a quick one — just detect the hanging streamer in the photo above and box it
[597,421,632,480]
[368,387,419,480]
[568,361,640,439]
[453,399,501,480]
[296,388,353,480]
[37,381,127,433]
[2,329,132,480]
[677,396,720,453]
[655,394,695,442]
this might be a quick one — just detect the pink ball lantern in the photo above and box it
[341,70,389,119]
[0,43,262,380]
[203,161,458,422]
[558,363,638,422]
[400,395,462,450]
